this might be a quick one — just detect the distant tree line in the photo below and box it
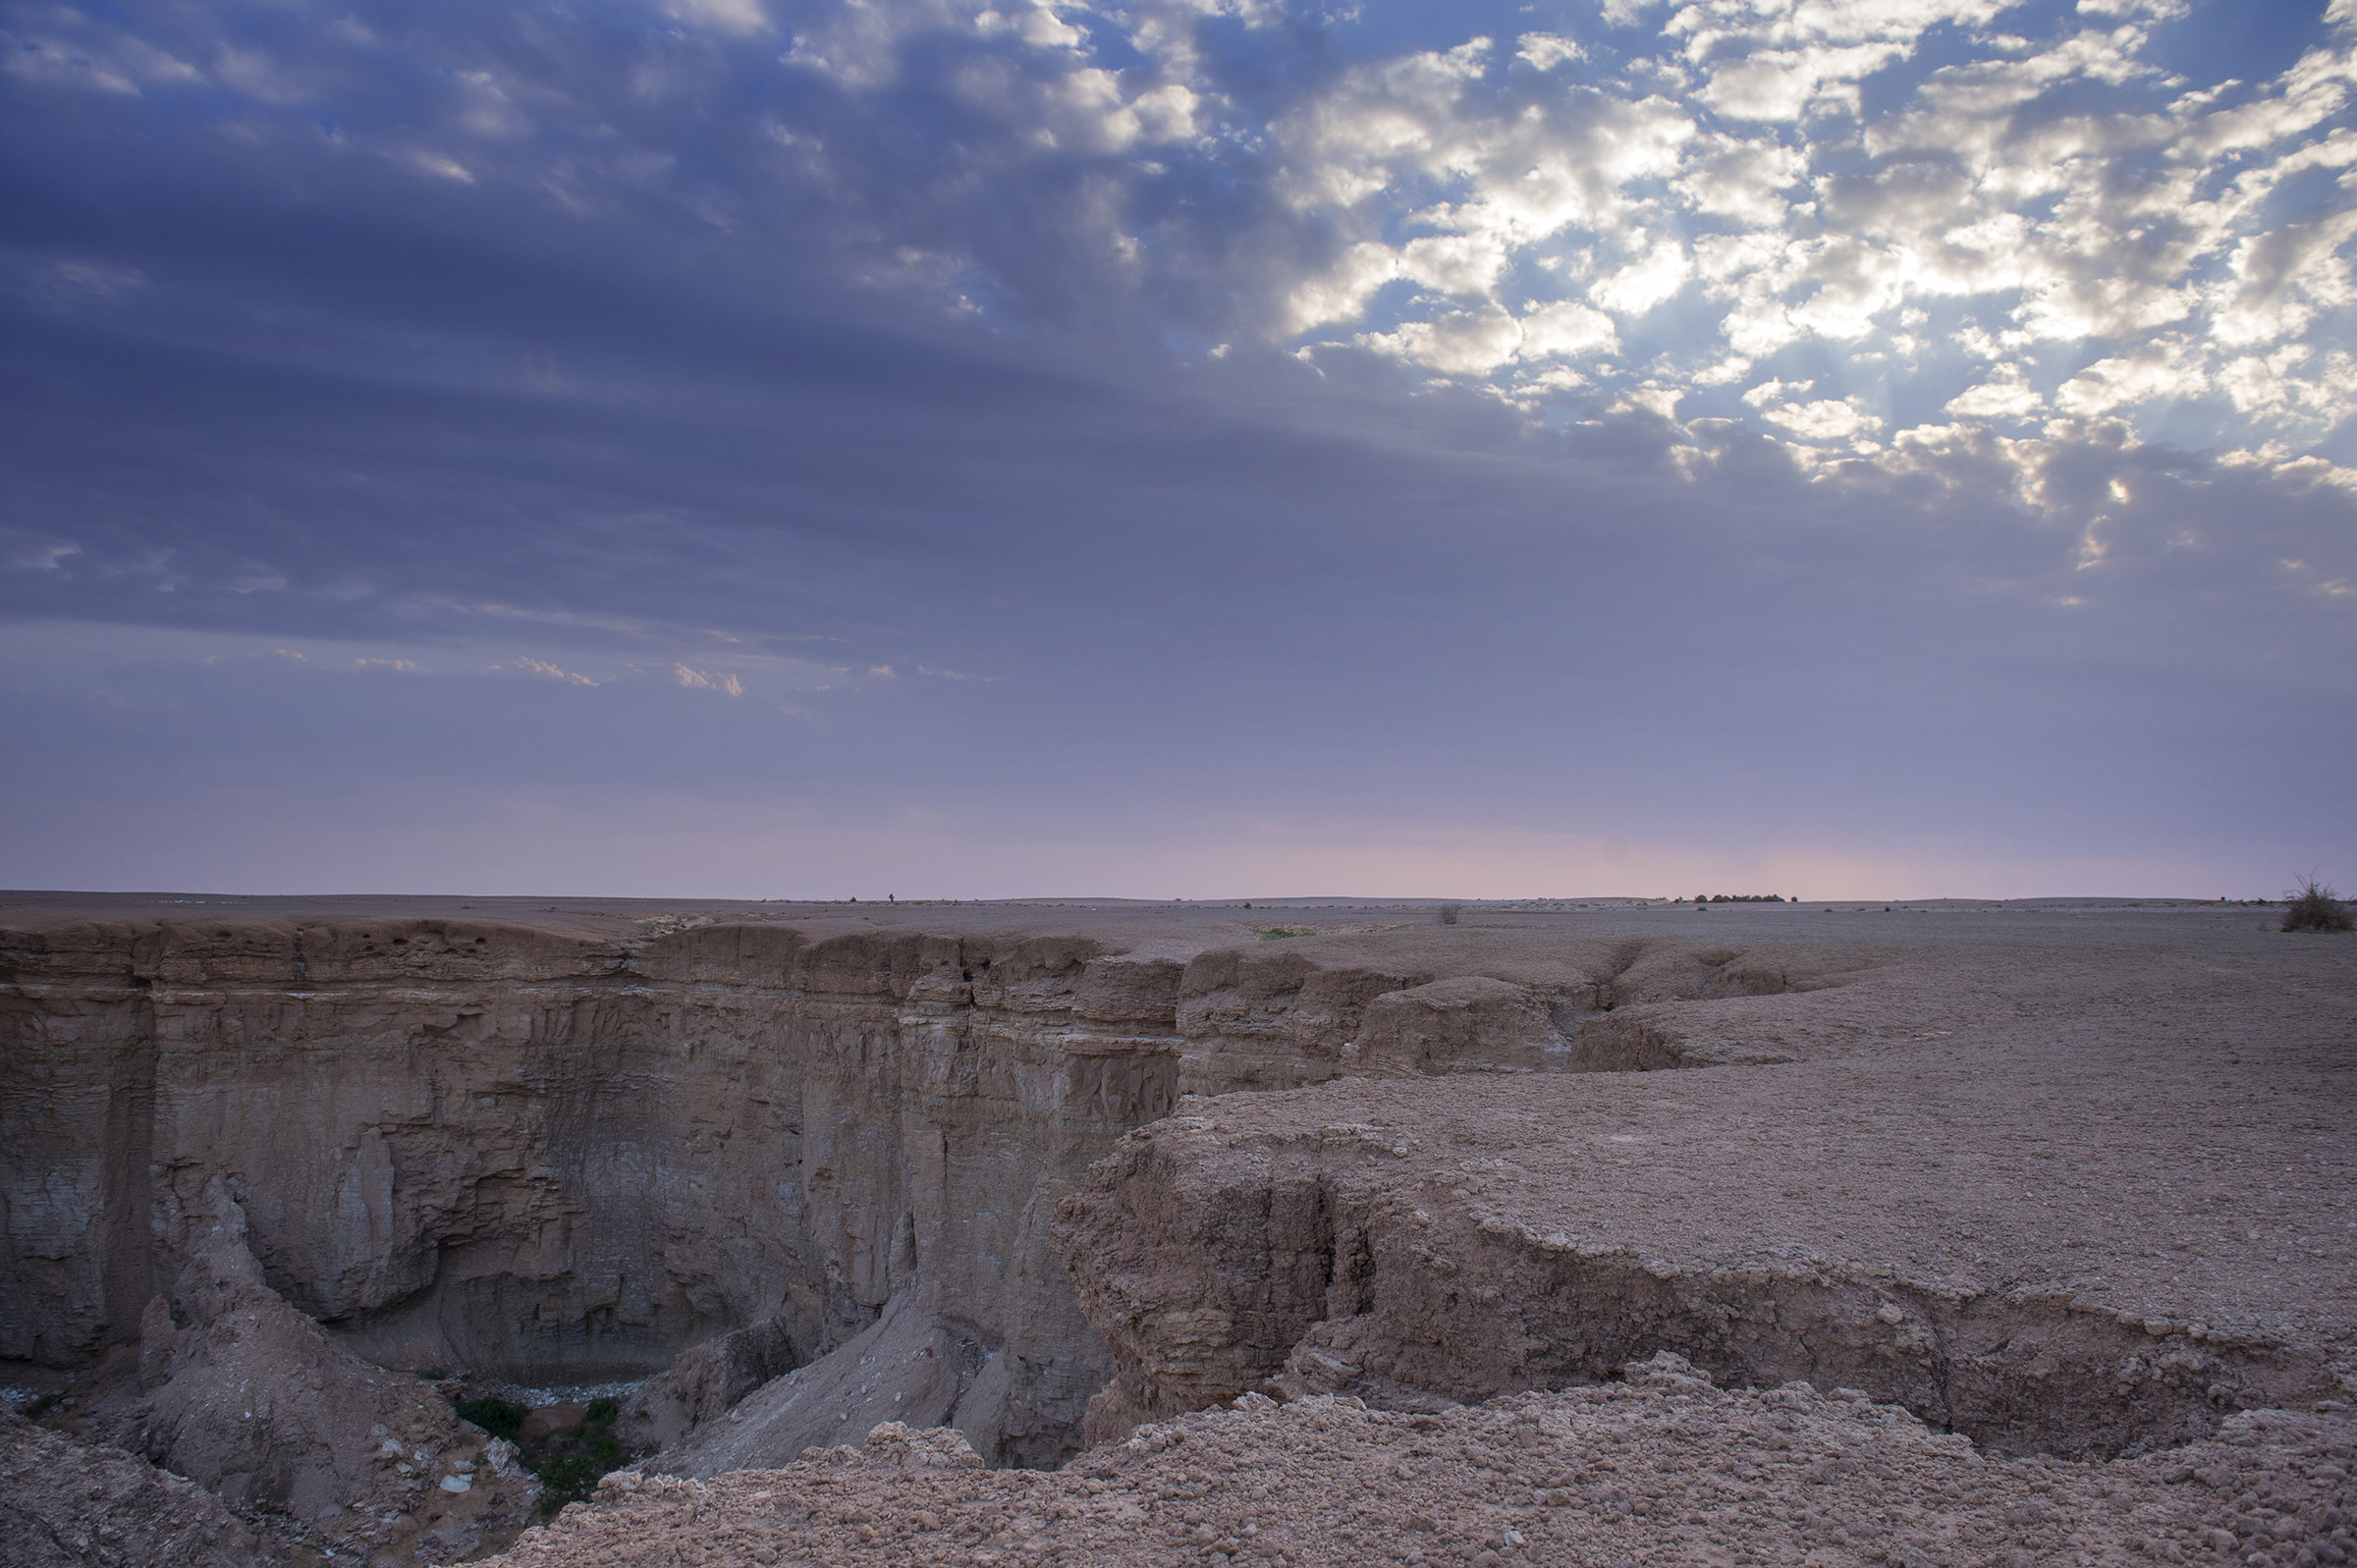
[1687,893,1787,903]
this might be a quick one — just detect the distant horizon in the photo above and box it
[0,888,2304,908]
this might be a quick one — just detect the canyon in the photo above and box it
[1,892,2351,1567]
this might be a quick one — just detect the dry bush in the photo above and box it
[2280,879,2353,933]
[1437,903,1461,926]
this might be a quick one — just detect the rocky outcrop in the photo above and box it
[619,1313,803,1456]
[1,919,1211,1467]
[76,1179,498,1536]
[480,1361,2357,1568]
[1058,978,2357,1463]
[647,1292,997,1478]
[0,1405,280,1568]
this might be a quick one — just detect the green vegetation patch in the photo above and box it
[455,1396,528,1443]
[529,1395,628,1513]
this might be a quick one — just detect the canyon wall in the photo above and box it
[6,913,1765,1467]
[2,918,1179,1466]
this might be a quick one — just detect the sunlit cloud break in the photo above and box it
[1271,0,2357,484]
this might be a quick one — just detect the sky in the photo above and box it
[1,0,2352,900]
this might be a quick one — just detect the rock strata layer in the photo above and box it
[1057,919,2356,1459]
[9,909,1811,1470]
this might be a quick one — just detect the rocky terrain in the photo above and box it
[485,1356,2357,1568]
[1,891,2350,1565]
[1,1404,270,1568]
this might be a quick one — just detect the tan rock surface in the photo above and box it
[1058,911,2357,1459]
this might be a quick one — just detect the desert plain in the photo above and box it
[0,891,2350,1568]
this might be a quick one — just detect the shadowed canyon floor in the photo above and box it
[0,892,2350,1566]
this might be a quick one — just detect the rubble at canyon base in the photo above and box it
[1,1406,269,1568]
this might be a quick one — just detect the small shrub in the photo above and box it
[2280,879,2353,933]
[420,1367,449,1381]
[455,1396,528,1442]
[527,1394,630,1511]
[23,1393,58,1420]
[1437,903,1461,926]
[535,1451,605,1513]
[1255,926,1312,941]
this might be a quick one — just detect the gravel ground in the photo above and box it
[485,1357,2357,1568]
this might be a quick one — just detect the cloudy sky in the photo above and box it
[2,0,2352,899]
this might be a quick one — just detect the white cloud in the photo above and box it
[1590,235,1691,316]
[1356,307,1525,374]
[663,0,771,34]
[1285,243,1401,335]
[1233,0,2357,477]
[674,664,745,696]
[2054,341,2210,417]
[1761,398,1884,444]
[1946,363,2044,421]
[2218,345,2357,432]
[1517,299,1619,359]
[1514,33,1585,72]
[2208,208,2357,349]
[1741,376,1812,406]
[1675,134,1808,228]
[2077,0,2187,20]
[978,3,1086,52]
[1669,0,2010,122]
[514,657,600,686]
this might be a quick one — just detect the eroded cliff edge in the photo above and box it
[1058,918,2357,1462]
[4,904,1865,1483]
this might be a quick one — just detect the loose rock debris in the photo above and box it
[487,1357,2357,1568]
[0,1406,272,1568]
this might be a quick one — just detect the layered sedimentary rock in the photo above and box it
[4,917,1193,1468]
[1058,920,2357,1461]
[10,893,2347,1560]
[9,911,1811,1472]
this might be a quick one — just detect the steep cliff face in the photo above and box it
[2,917,1191,1466]
[0,906,1951,1477]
